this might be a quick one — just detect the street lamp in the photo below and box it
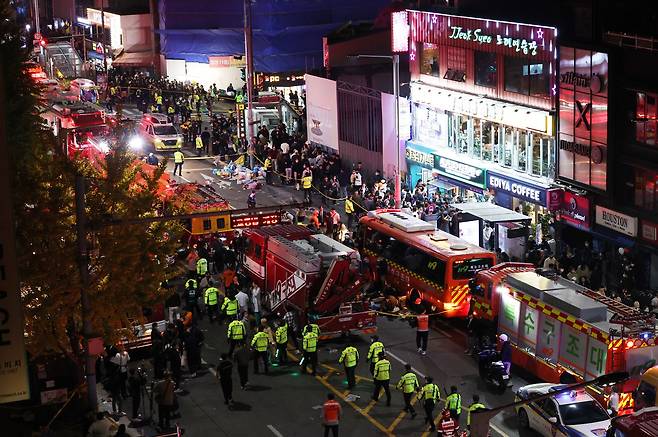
[470,372,629,437]
[347,54,401,207]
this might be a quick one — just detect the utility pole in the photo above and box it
[393,54,401,208]
[75,174,97,410]
[32,0,40,35]
[243,0,255,140]
[100,0,108,75]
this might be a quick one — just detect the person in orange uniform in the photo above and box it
[438,409,459,437]
[416,309,429,355]
[321,392,342,437]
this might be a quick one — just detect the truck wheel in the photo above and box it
[518,408,529,429]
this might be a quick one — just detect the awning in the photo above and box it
[450,202,531,224]
[112,51,157,67]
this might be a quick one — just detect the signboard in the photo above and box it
[305,75,339,152]
[519,303,539,351]
[558,191,590,230]
[595,206,637,237]
[499,292,520,343]
[412,105,449,148]
[585,337,608,379]
[537,312,561,364]
[208,56,246,68]
[547,188,563,211]
[641,220,658,246]
[405,147,434,168]
[230,212,281,229]
[487,171,548,205]
[433,154,486,188]
[559,324,588,373]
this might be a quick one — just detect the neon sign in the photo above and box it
[448,26,538,55]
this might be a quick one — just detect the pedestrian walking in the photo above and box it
[127,368,146,419]
[251,327,270,374]
[235,287,249,318]
[173,150,184,176]
[184,325,204,377]
[466,394,486,430]
[416,310,429,355]
[301,327,318,375]
[338,344,359,389]
[204,285,219,323]
[153,371,175,431]
[216,353,234,406]
[111,348,131,398]
[445,385,462,424]
[247,189,256,209]
[396,364,418,418]
[151,323,165,379]
[367,336,385,375]
[275,321,288,364]
[321,393,342,437]
[227,319,246,356]
[233,343,251,389]
[372,352,391,406]
[419,376,440,431]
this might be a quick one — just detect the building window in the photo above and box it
[472,119,483,159]
[504,57,550,97]
[475,51,497,88]
[634,168,658,212]
[421,43,439,77]
[517,132,528,172]
[636,92,657,146]
[503,127,514,167]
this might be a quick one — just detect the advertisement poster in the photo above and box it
[305,74,339,152]
[559,191,590,230]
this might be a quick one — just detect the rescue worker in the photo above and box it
[195,134,204,156]
[338,344,359,389]
[275,321,288,364]
[372,352,391,406]
[438,409,459,437]
[466,394,486,430]
[155,93,163,112]
[204,284,219,323]
[251,327,269,374]
[263,156,273,185]
[416,309,429,355]
[221,294,239,321]
[301,326,318,376]
[173,150,184,176]
[302,170,313,204]
[396,363,418,418]
[227,319,246,356]
[322,393,342,437]
[367,336,385,375]
[445,386,462,424]
[196,257,208,279]
[344,194,355,229]
[302,320,320,338]
[419,376,440,431]
[184,279,200,320]
[167,104,175,122]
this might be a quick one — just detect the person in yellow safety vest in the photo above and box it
[466,394,486,430]
[196,257,208,278]
[227,319,246,355]
[204,286,219,323]
[167,105,175,122]
[302,322,320,337]
[156,93,163,111]
[338,345,359,389]
[344,194,355,229]
[275,321,288,364]
[419,376,440,432]
[173,150,184,176]
[236,93,244,103]
[150,103,157,114]
[301,171,313,204]
[367,335,385,375]
[263,157,273,185]
[301,329,318,376]
[195,134,204,156]
[445,385,462,423]
[372,352,391,406]
[397,364,419,418]
[221,294,239,321]
[251,327,269,374]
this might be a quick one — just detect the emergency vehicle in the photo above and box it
[471,265,658,414]
[607,407,658,436]
[358,209,495,317]
[243,225,377,339]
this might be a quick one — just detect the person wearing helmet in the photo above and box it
[498,333,511,376]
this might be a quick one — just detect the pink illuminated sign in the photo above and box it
[391,10,409,53]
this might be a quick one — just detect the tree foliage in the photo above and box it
[2,1,185,359]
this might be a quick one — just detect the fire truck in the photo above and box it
[243,225,377,340]
[471,264,658,414]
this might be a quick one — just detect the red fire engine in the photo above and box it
[471,264,658,414]
[608,407,658,436]
[243,225,376,339]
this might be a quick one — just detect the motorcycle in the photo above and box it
[478,346,509,393]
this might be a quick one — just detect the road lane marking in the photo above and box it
[362,399,377,414]
[387,396,419,432]
[489,423,510,437]
[386,351,427,379]
[267,424,284,437]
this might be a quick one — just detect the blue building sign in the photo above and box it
[487,171,549,205]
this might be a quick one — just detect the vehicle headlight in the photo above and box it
[129,136,143,150]
[98,140,110,153]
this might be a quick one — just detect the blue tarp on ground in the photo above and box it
[158,0,392,72]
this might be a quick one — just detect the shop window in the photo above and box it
[503,127,514,167]
[634,168,658,212]
[527,63,550,96]
[531,134,542,176]
[421,43,440,77]
[517,132,528,172]
[482,121,493,161]
[475,51,497,88]
[542,137,554,178]
[504,57,549,97]
[635,92,657,146]
[472,119,482,159]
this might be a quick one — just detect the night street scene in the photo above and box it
[3,0,658,436]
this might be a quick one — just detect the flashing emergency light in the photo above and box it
[496,286,510,295]
[39,39,47,47]
[626,340,635,349]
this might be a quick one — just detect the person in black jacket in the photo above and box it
[217,353,234,406]
[128,368,146,418]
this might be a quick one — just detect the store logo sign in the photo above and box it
[595,206,637,237]
[405,147,433,168]
[434,155,485,187]
[447,26,539,55]
[575,100,592,131]
[487,173,544,204]
[641,221,658,245]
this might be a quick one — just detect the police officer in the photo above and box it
[173,150,184,176]
[204,285,219,323]
[167,104,175,123]
[466,394,486,430]
[302,319,320,338]
[184,278,200,320]
[301,327,318,376]
[445,385,462,424]
[221,293,239,321]
[195,134,204,156]
[419,376,440,431]
[275,321,288,364]
[367,336,385,375]
[396,363,418,418]
[344,194,355,229]
[227,319,246,356]
[338,344,359,389]
[251,327,269,374]
[301,170,313,204]
[263,156,273,185]
[196,257,208,279]
[372,352,391,406]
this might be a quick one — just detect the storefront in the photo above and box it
[486,171,558,220]
[640,220,658,289]
[593,206,638,249]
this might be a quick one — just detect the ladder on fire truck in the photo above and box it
[312,256,364,313]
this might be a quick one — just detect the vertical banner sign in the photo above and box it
[498,292,520,343]
[559,324,588,374]
[537,313,561,364]
[585,337,608,379]
[519,303,539,351]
